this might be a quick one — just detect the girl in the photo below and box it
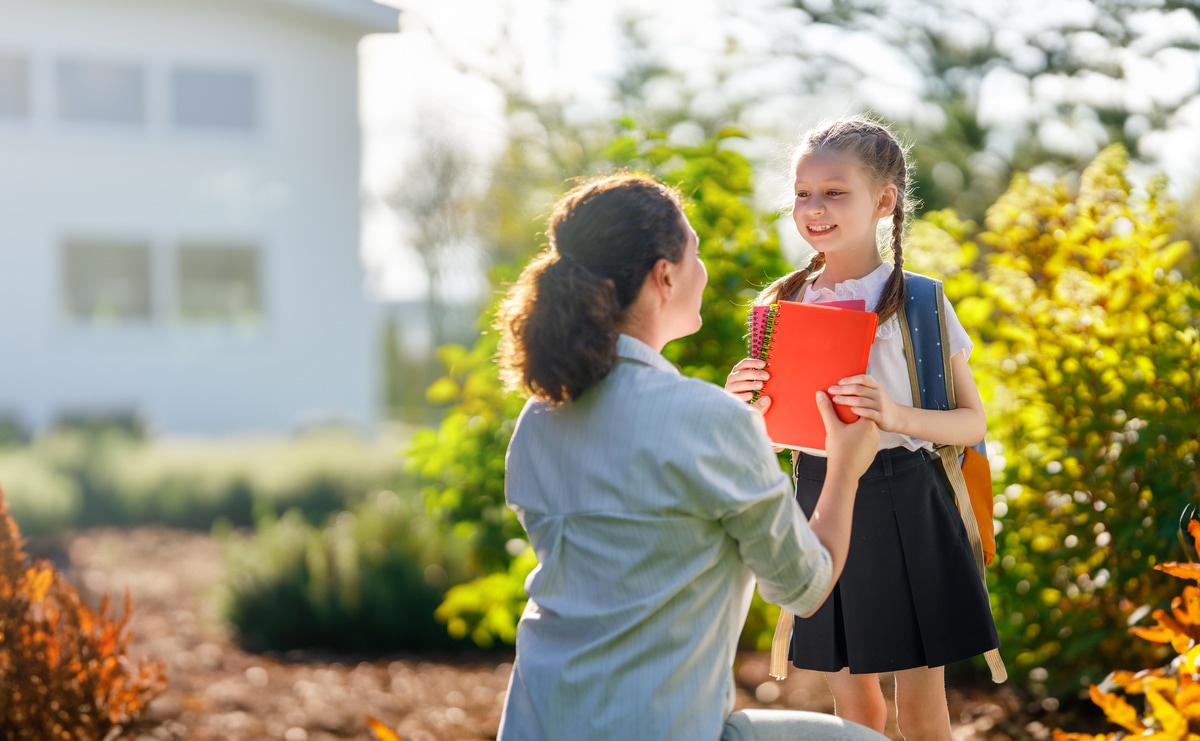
[724,116,999,741]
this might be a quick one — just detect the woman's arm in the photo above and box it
[720,392,878,618]
[793,392,879,616]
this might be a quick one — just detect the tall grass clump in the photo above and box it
[218,487,474,653]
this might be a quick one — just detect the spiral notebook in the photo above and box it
[747,299,878,451]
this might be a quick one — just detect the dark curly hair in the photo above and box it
[496,173,688,404]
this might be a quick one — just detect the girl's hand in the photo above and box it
[829,374,901,432]
[725,358,771,413]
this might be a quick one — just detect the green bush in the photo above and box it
[218,488,475,653]
[435,545,537,649]
[919,145,1200,696]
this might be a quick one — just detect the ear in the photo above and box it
[875,183,899,218]
[650,257,674,297]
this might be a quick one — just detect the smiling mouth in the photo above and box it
[808,224,835,235]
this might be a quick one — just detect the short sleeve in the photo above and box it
[943,294,974,361]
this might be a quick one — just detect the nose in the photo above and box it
[808,197,825,216]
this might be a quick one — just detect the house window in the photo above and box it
[61,239,153,321]
[171,67,256,130]
[0,54,30,119]
[56,58,144,124]
[177,244,261,322]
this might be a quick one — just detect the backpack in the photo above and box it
[899,271,1006,683]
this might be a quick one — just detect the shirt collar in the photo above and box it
[616,334,680,375]
[860,261,893,292]
[804,261,893,306]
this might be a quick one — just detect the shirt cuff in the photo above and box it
[779,544,833,616]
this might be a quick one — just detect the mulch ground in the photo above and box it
[52,526,1095,740]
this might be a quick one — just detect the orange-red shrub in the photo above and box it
[0,487,166,739]
[1055,519,1200,740]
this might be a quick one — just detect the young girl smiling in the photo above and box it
[725,116,1000,740]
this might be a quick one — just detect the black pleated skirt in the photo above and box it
[790,447,999,674]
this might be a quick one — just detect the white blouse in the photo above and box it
[796,262,973,453]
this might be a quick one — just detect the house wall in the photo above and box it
[0,0,391,435]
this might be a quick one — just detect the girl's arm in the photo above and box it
[829,350,986,447]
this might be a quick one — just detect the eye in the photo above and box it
[826,190,845,197]
[795,190,809,198]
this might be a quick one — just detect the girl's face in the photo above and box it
[791,149,895,258]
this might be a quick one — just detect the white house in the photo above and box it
[0,0,398,436]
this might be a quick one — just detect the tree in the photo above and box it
[781,0,1200,219]
[381,108,485,349]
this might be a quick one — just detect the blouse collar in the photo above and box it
[803,262,899,340]
[802,262,893,308]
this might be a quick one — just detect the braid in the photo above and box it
[758,252,826,305]
[874,167,908,325]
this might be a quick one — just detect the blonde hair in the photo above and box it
[761,115,914,325]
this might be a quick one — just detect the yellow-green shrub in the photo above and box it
[937,144,1200,695]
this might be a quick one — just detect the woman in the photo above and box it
[494,173,884,741]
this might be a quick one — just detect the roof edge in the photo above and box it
[260,0,398,34]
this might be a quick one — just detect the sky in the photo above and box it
[360,0,1200,303]
[360,0,625,302]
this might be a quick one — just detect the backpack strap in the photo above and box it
[899,275,988,570]
[898,272,953,410]
[897,271,1007,683]
[901,272,986,456]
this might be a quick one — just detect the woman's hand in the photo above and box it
[828,374,901,433]
[724,358,771,413]
[816,390,879,481]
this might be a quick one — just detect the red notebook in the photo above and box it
[747,299,877,451]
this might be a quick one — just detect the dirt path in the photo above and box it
[59,526,1046,740]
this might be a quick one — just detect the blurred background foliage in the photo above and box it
[1,0,1199,715]
[0,426,409,536]
[1,123,1195,711]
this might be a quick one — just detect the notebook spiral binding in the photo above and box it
[747,304,779,404]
